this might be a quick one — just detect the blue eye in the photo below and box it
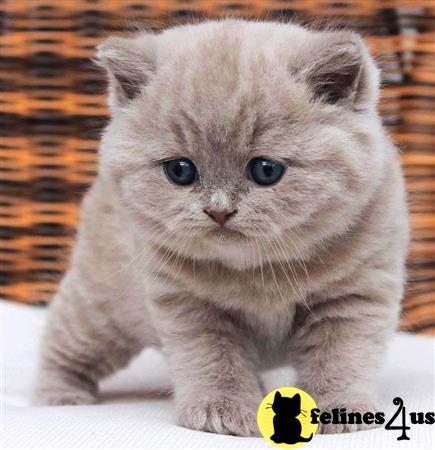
[164,158,197,186]
[249,158,285,186]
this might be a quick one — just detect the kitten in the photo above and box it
[33,19,409,436]
[270,392,312,444]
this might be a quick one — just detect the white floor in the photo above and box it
[1,301,434,449]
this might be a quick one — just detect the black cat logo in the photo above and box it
[269,391,313,445]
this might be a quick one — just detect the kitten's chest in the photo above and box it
[165,256,303,309]
[157,257,298,342]
[142,249,301,359]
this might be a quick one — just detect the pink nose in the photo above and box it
[204,208,237,226]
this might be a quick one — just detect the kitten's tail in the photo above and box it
[299,433,313,442]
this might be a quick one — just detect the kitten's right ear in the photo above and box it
[96,34,157,107]
[274,391,282,400]
[293,31,379,110]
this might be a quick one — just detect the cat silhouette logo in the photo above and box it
[257,387,318,448]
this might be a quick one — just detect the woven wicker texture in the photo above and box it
[0,0,434,334]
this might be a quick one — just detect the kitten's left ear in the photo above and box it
[294,31,379,110]
[96,34,157,107]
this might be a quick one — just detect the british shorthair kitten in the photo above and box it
[33,19,409,436]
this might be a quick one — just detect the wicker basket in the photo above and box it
[0,0,434,334]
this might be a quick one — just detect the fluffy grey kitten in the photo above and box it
[33,19,409,436]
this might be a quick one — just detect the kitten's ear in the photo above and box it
[274,391,282,400]
[295,31,379,109]
[96,34,157,107]
[292,393,301,406]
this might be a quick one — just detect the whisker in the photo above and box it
[252,230,270,306]
[258,234,287,308]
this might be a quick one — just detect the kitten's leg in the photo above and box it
[33,184,155,406]
[291,290,399,434]
[32,271,150,406]
[151,295,262,437]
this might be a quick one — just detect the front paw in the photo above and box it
[316,399,381,434]
[176,397,259,437]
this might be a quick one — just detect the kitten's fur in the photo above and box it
[33,20,409,436]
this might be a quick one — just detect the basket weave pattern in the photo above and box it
[0,0,434,334]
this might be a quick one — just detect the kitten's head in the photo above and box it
[272,391,301,417]
[97,20,386,268]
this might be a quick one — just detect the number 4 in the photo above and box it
[385,397,411,440]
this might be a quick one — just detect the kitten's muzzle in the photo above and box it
[203,207,237,226]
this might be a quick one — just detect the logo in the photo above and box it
[257,387,318,448]
[258,388,435,446]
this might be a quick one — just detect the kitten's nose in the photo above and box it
[203,208,237,226]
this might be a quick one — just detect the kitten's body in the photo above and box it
[34,20,409,436]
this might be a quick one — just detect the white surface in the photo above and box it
[1,301,434,449]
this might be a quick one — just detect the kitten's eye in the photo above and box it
[164,158,197,186]
[248,158,285,186]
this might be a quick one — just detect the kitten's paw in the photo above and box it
[316,400,380,434]
[33,389,97,406]
[177,397,259,437]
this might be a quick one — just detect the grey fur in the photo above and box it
[33,20,409,436]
